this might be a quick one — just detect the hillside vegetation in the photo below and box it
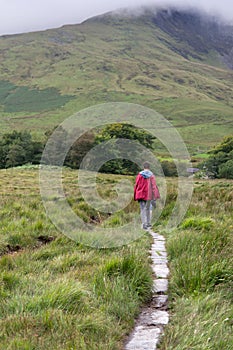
[0,7,232,153]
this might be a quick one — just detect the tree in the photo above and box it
[161,160,177,177]
[202,136,233,179]
[219,160,233,179]
[6,144,26,168]
[42,126,68,166]
[65,130,96,169]
[0,141,8,168]
[211,136,233,155]
[95,123,156,175]
[0,130,44,168]
[95,123,155,149]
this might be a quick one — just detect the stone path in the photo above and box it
[125,231,169,350]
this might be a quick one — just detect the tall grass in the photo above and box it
[1,169,232,349]
[159,179,233,349]
[0,168,152,349]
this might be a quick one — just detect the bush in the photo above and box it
[181,217,214,230]
[161,160,178,177]
[202,136,233,179]
[0,130,44,169]
[219,160,233,179]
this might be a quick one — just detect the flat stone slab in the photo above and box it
[151,240,166,246]
[152,265,169,278]
[151,250,168,258]
[151,244,166,252]
[125,326,162,350]
[151,245,166,252]
[153,279,168,293]
[151,257,168,265]
[151,311,169,325]
[153,241,166,247]
[154,295,168,308]
[150,233,165,241]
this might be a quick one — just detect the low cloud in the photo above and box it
[0,0,232,35]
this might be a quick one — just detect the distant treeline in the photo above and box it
[0,127,232,178]
[0,130,43,169]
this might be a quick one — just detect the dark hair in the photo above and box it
[143,161,150,169]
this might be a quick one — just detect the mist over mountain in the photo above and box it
[149,7,233,69]
[86,6,233,68]
[1,0,233,35]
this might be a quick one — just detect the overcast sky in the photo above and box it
[1,0,233,36]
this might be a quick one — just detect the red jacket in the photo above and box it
[134,171,160,201]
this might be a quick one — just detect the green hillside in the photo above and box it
[0,7,232,153]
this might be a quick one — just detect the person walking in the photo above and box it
[134,161,160,230]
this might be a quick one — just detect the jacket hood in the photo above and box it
[140,170,153,179]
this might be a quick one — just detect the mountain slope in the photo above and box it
[145,8,233,68]
[0,6,232,153]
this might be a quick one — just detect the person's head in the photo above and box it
[143,161,150,170]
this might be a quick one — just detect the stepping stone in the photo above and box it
[151,250,168,258]
[151,310,169,325]
[151,233,165,241]
[152,265,169,278]
[125,326,162,350]
[151,244,166,251]
[153,279,168,293]
[154,295,168,308]
[151,257,168,264]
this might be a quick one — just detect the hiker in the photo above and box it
[134,161,160,230]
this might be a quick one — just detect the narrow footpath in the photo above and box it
[125,231,169,350]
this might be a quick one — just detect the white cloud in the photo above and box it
[0,0,232,35]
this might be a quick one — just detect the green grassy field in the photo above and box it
[0,80,73,113]
[0,168,232,349]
